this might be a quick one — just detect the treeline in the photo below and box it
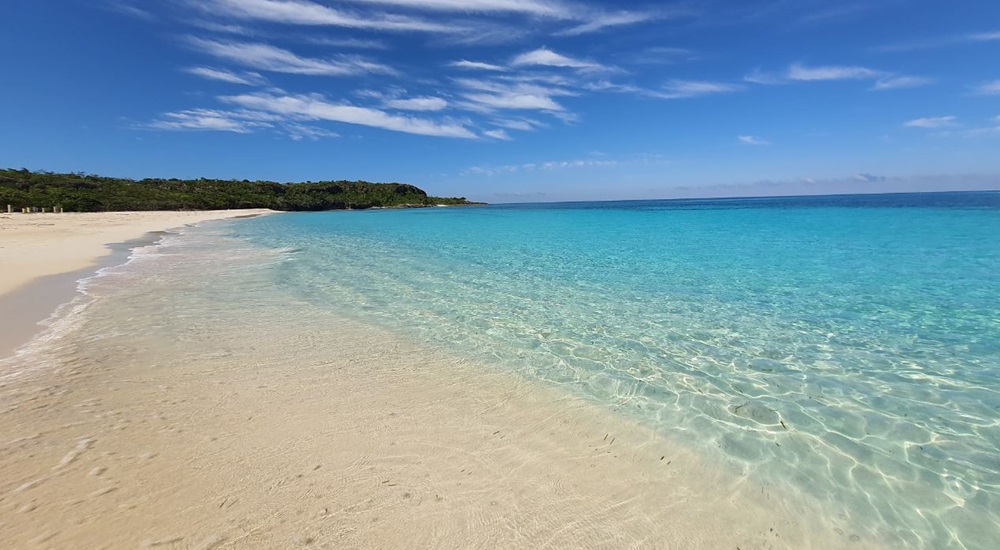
[0,168,475,212]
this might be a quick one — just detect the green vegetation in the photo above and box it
[0,168,477,212]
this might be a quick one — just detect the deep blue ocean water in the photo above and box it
[230,192,1000,548]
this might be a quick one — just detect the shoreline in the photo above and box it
[0,210,882,549]
[0,292,858,549]
[0,210,276,358]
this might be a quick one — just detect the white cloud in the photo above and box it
[649,80,743,99]
[185,66,267,86]
[871,76,932,91]
[744,68,783,85]
[556,11,654,36]
[969,31,1000,41]
[283,123,339,140]
[787,63,882,81]
[202,0,457,33]
[738,135,770,146]
[454,77,574,113]
[221,92,477,138]
[483,129,512,140]
[189,37,394,76]
[450,60,507,71]
[511,48,607,71]
[341,0,571,17]
[189,20,255,35]
[584,80,643,94]
[462,93,564,111]
[877,30,1000,52]
[148,109,273,133]
[490,118,544,131]
[972,80,1000,95]
[748,65,926,90]
[384,96,449,111]
[904,116,958,129]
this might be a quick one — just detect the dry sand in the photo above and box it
[0,212,874,549]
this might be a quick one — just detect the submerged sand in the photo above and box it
[0,210,274,357]
[0,213,876,549]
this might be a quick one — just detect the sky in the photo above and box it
[2,0,999,202]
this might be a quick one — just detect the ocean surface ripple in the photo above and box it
[228,192,1000,549]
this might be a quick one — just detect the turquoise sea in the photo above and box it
[17,191,999,549]
[226,192,1000,549]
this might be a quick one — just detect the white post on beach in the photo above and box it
[6,205,10,213]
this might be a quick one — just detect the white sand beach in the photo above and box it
[0,210,274,296]
[0,212,874,549]
[0,210,274,358]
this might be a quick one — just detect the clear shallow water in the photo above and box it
[225,192,1000,549]
[14,192,997,548]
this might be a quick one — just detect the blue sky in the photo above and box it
[2,0,999,201]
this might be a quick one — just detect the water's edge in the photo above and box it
[0,232,170,360]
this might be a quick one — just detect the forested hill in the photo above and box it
[0,169,476,212]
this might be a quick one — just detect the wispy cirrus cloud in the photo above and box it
[188,19,255,36]
[341,0,571,17]
[450,60,507,71]
[189,37,395,76]
[583,78,743,101]
[148,108,276,133]
[970,30,1000,41]
[384,96,449,111]
[745,63,930,91]
[283,123,339,140]
[510,48,608,71]
[871,76,933,91]
[904,116,958,129]
[972,80,1000,95]
[876,29,1000,52]
[960,116,1000,138]
[185,66,268,86]
[555,10,658,36]
[453,76,575,113]
[102,0,155,20]
[221,91,477,138]
[461,92,565,111]
[738,135,770,145]
[743,67,784,85]
[200,0,458,33]
[787,63,881,81]
[342,0,667,36]
[483,129,512,140]
[304,36,390,49]
[490,117,546,131]
[650,80,743,99]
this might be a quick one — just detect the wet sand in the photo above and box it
[0,210,274,357]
